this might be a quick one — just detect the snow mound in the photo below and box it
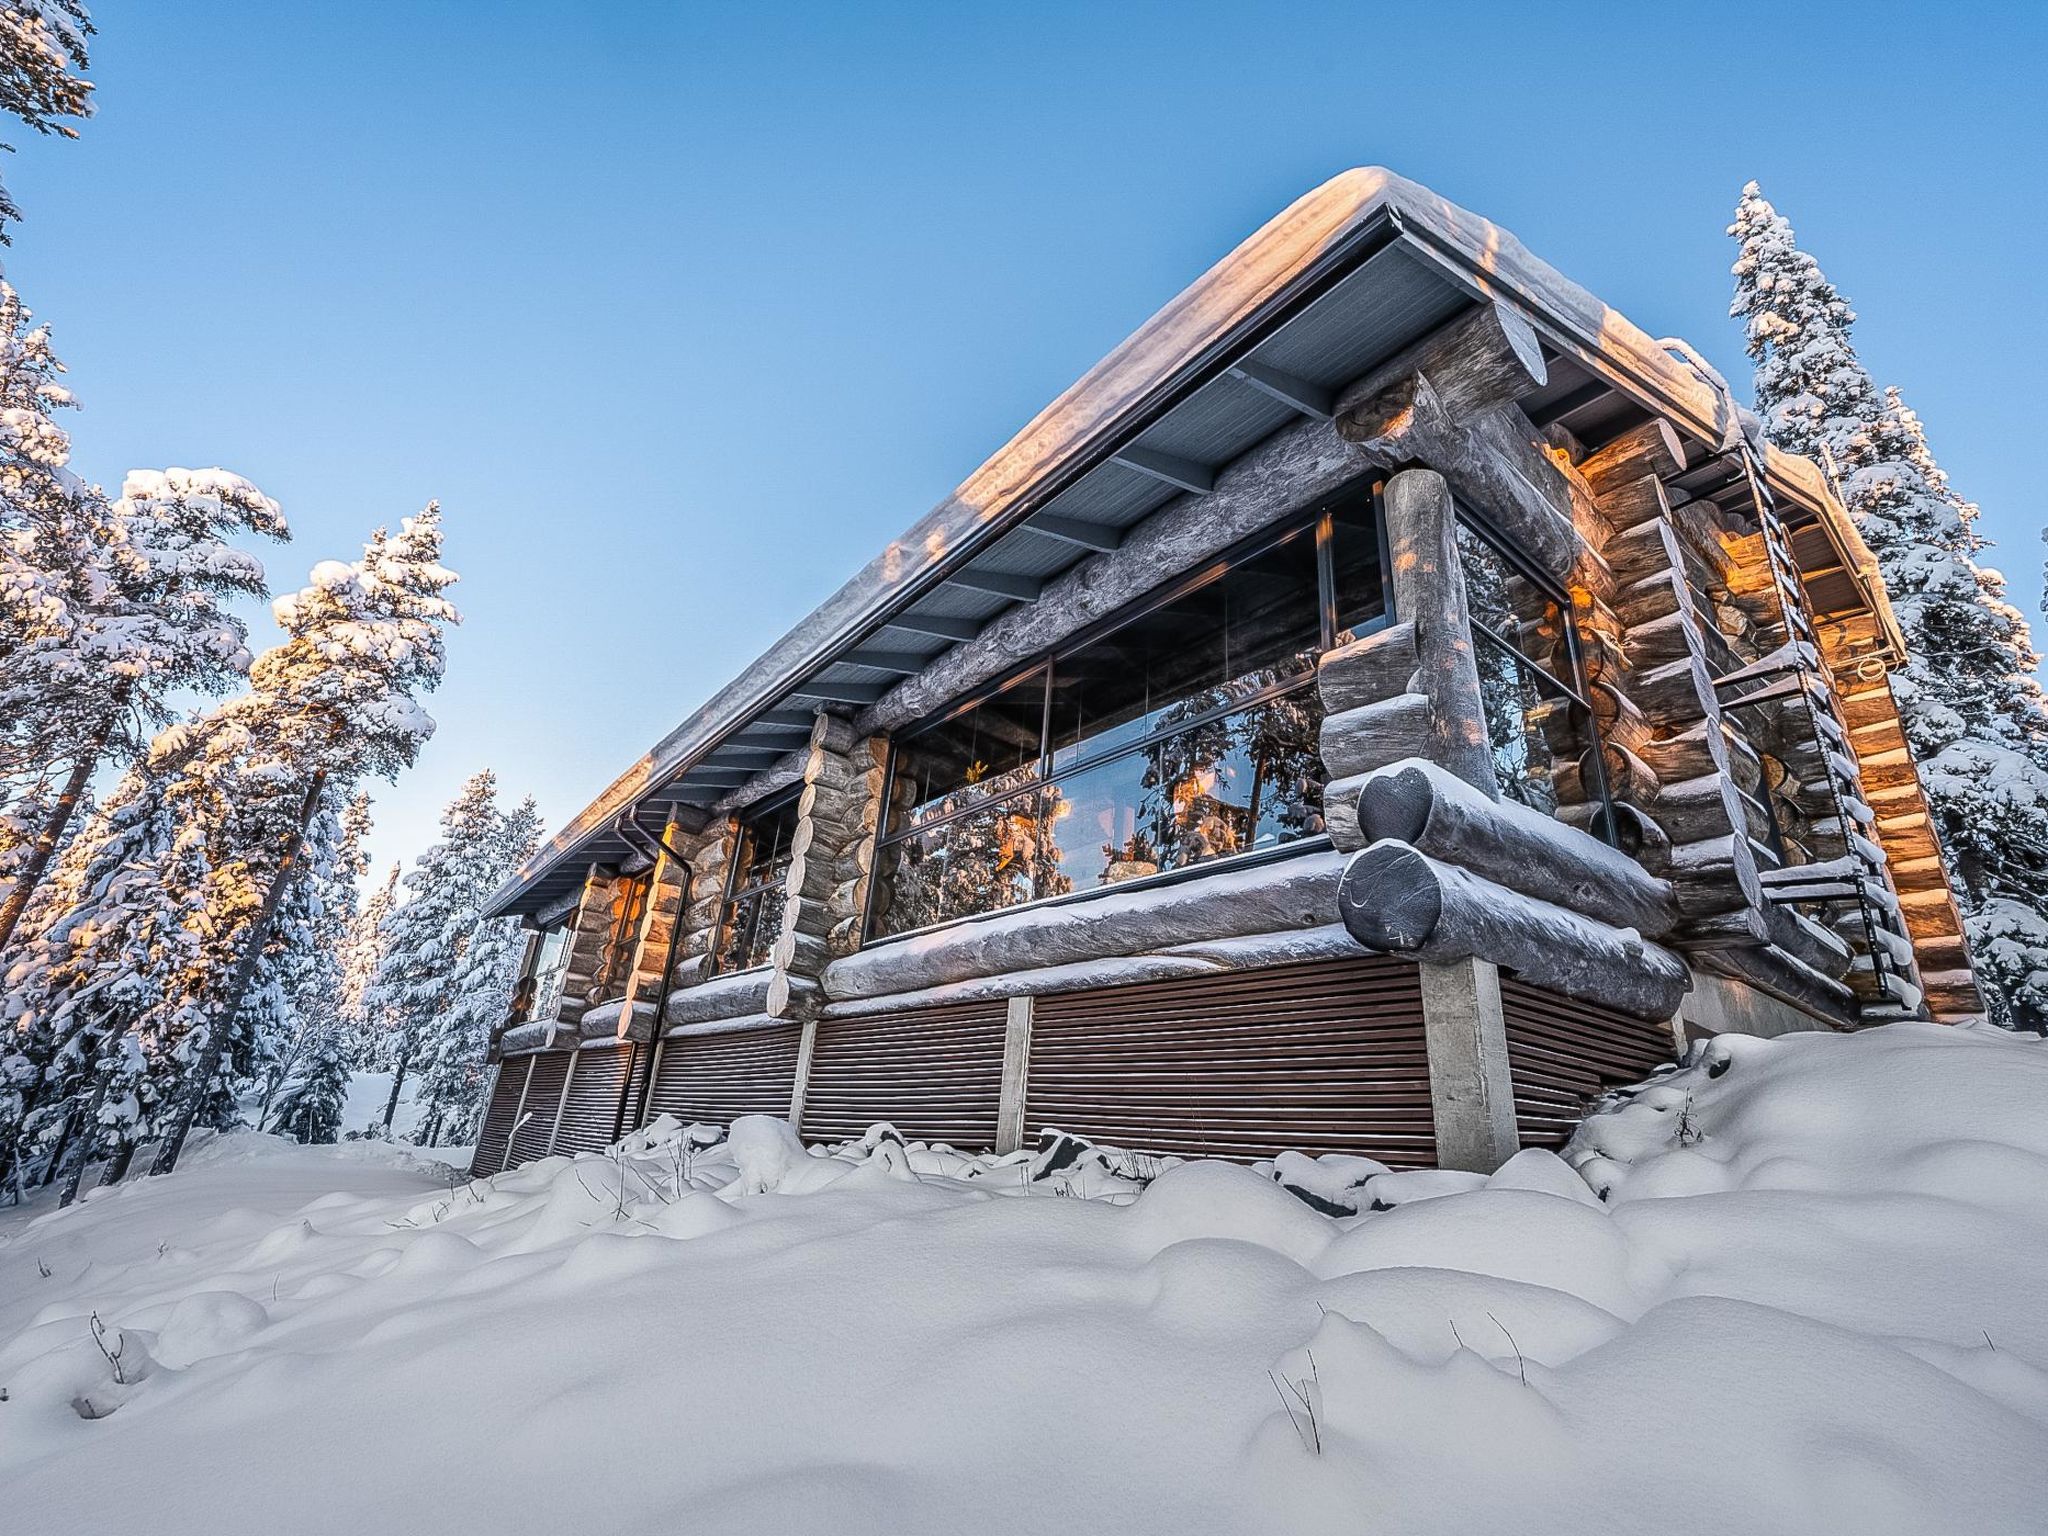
[2,1024,2045,1535]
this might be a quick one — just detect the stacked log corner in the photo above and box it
[1318,467,1497,835]
[1833,672,1982,1019]
[766,714,885,1024]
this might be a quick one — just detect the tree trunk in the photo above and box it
[0,719,111,954]
[35,1105,78,1188]
[56,1055,113,1209]
[149,770,328,1178]
[97,1137,136,1187]
[382,1042,413,1132]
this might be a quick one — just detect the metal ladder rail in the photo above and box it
[1725,442,1916,1011]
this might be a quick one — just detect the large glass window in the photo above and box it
[517,923,571,1023]
[867,495,1385,942]
[1455,517,1606,824]
[714,792,799,974]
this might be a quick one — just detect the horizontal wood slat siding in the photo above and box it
[1500,977,1676,1150]
[507,1052,571,1167]
[801,1003,1008,1148]
[1027,956,1434,1165]
[646,1025,801,1128]
[552,1045,634,1156]
[469,1060,526,1177]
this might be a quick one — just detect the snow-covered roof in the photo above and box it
[485,167,1898,920]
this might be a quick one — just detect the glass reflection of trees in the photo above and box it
[713,793,799,974]
[1454,519,1601,821]
[868,501,1382,942]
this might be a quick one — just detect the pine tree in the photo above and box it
[365,770,512,1137]
[0,2,92,237]
[268,1024,351,1145]
[338,860,397,1059]
[413,795,543,1144]
[145,506,458,1173]
[1731,183,2048,1027]
[257,789,373,1136]
[0,285,287,952]
[0,508,458,1191]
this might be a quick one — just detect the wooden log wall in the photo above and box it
[665,820,740,993]
[1833,671,1982,1020]
[532,862,621,1039]
[1557,422,1865,1024]
[766,714,885,1022]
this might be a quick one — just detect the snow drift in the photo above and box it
[4,1021,2046,1535]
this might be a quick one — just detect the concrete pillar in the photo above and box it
[788,1018,818,1133]
[996,995,1034,1154]
[1419,956,1519,1172]
[543,1049,579,1157]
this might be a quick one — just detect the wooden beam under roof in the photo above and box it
[883,612,981,642]
[1025,513,1123,552]
[790,676,891,705]
[705,744,787,762]
[941,567,1042,602]
[1227,360,1332,419]
[840,648,931,674]
[729,723,812,744]
[681,767,756,787]
[1112,445,1215,495]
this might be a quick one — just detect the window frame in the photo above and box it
[861,479,1390,946]
[710,787,801,978]
[1452,503,1617,836]
[518,920,573,1023]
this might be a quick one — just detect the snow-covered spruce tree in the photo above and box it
[0,1,92,237]
[3,507,457,1191]
[256,789,373,1137]
[0,284,285,953]
[365,769,515,1138]
[337,859,397,1060]
[1731,184,2048,1027]
[144,507,458,1174]
[0,454,286,953]
[267,1023,351,1145]
[0,721,220,1200]
[412,794,542,1145]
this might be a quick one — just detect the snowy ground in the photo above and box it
[4,1023,2047,1536]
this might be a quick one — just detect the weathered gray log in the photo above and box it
[857,412,1372,736]
[1628,653,1716,725]
[667,967,773,1026]
[1332,300,1547,437]
[1698,943,1855,1029]
[1381,468,1499,796]
[1579,418,1686,498]
[1320,692,1432,789]
[1351,759,1677,937]
[1336,841,1690,1020]
[1582,799,1673,875]
[1667,833,1766,919]
[1598,478,1674,562]
[1651,770,1767,845]
[1539,420,1585,464]
[823,849,1347,1001]
[1316,621,1418,714]
[1339,378,1578,580]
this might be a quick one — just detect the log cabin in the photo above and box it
[468,168,1981,1180]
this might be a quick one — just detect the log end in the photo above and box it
[1336,840,1442,952]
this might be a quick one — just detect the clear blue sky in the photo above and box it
[9,0,2043,880]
